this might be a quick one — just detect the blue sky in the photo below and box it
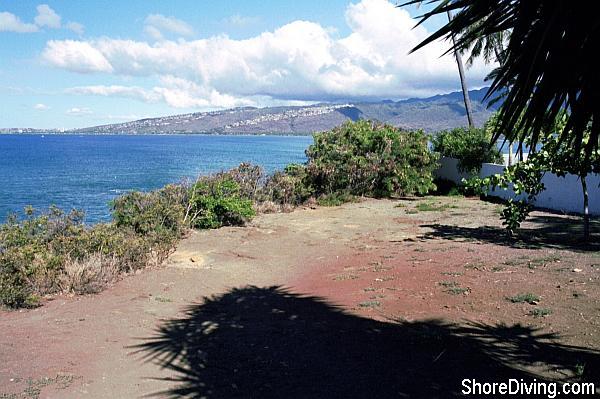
[0,0,492,129]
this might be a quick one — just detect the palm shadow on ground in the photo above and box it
[419,214,600,251]
[135,285,599,398]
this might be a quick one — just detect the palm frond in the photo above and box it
[402,0,600,160]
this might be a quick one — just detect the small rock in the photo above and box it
[573,268,583,273]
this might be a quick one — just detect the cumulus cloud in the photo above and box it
[223,14,260,28]
[43,40,113,73]
[34,4,61,29]
[66,107,93,116]
[34,103,50,110]
[66,21,84,35]
[144,14,194,40]
[66,78,255,109]
[1,4,84,35]
[0,11,38,32]
[47,0,493,109]
[66,85,160,102]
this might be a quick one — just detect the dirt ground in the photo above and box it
[1,196,599,398]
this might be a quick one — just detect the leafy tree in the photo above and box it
[467,112,598,240]
[431,126,503,173]
[405,0,600,162]
[460,22,506,67]
[306,120,438,198]
[187,175,255,229]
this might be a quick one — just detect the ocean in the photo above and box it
[0,134,313,223]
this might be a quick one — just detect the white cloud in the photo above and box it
[66,21,84,35]
[1,5,85,36]
[143,25,163,41]
[43,40,113,73]
[66,78,254,109]
[66,107,93,116]
[144,14,194,40]
[223,14,260,28]
[104,113,144,121]
[34,4,61,29]
[48,0,493,108]
[0,11,38,33]
[34,103,50,110]
[66,85,159,102]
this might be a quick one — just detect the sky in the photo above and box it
[0,0,493,129]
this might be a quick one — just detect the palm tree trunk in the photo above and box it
[447,10,474,128]
[581,175,590,241]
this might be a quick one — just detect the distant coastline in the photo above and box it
[0,130,313,136]
[0,87,497,136]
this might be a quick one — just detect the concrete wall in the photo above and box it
[435,156,600,215]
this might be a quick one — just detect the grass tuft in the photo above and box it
[529,308,552,318]
[506,293,540,304]
[358,300,381,308]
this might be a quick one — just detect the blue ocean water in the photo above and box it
[0,134,312,223]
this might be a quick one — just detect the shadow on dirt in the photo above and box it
[419,214,599,251]
[135,285,599,398]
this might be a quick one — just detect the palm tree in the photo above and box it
[446,9,474,128]
[404,0,600,162]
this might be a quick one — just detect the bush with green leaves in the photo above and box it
[0,201,185,308]
[466,111,599,239]
[306,120,438,198]
[222,162,265,202]
[1,184,189,308]
[111,184,187,255]
[464,159,544,235]
[263,164,314,206]
[0,206,84,307]
[187,175,255,229]
[431,126,503,173]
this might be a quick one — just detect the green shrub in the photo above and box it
[187,175,255,229]
[432,178,467,197]
[0,189,187,308]
[0,249,35,307]
[222,162,265,202]
[263,164,314,206]
[306,120,438,198]
[0,207,89,304]
[112,184,187,238]
[431,127,503,173]
[316,192,357,207]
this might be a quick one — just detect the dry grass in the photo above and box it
[255,201,296,214]
[255,201,279,214]
[59,254,120,294]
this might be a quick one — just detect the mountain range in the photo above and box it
[2,87,498,135]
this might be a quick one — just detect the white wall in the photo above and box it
[435,157,600,215]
